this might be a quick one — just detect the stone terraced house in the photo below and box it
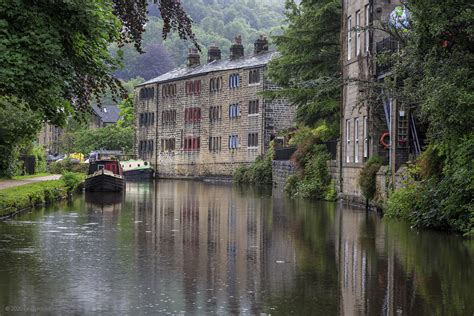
[134,36,296,178]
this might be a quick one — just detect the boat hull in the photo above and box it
[123,168,154,180]
[85,170,124,192]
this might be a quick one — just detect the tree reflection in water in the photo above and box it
[0,180,471,315]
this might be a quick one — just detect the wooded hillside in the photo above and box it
[113,0,286,80]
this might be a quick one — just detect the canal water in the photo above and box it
[0,180,472,315]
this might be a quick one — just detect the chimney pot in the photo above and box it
[230,35,244,60]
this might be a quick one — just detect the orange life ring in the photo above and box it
[380,132,390,148]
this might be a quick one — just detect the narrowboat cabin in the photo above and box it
[85,151,125,192]
[120,159,154,180]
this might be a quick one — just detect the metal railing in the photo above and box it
[273,140,338,161]
[274,146,296,161]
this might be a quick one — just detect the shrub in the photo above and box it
[60,172,83,192]
[325,180,338,201]
[285,174,300,196]
[286,144,333,200]
[417,145,444,180]
[385,134,473,235]
[288,126,313,146]
[233,143,274,184]
[291,134,320,169]
[358,156,382,201]
[32,144,47,173]
[384,180,422,219]
[49,158,89,174]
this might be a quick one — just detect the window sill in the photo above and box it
[248,83,261,87]
[248,113,260,117]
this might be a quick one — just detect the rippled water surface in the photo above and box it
[0,180,472,315]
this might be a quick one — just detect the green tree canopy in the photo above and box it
[73,125,134,155]
[267,0,341,129]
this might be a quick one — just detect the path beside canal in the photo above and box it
[0,175,62,190]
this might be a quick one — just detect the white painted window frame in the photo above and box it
[356,11,361,56]
[354,118,360,163]
[365,5,370,53]
[346,119,351,163]
[347,16,352,60]
[363,116,369,158]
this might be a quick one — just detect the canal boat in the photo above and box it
[120,159,154,180]
[85,151,125,192]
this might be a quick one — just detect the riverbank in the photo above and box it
[0,173,84,219]
[0,174,61,190]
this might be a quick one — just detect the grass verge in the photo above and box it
[0,173,84,218]
[12,173,52,180]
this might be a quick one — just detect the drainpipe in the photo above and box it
[338,0,345,197]
[262,67,265,156]
[155,84,158,179]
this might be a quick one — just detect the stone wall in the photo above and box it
[135,61,295,178]
[272,160,297,187]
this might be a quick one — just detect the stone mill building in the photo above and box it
[134,36,296,177]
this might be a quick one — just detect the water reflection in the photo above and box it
[0,180,472,315]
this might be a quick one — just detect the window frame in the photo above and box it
[346,119,351,163]
[354,118,360,163]
[356,10,361,56]
[347,16,352,60]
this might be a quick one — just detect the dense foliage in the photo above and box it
[266,0,341,129]
[115,0,286,80]
[0,0,195,177]
[381,1,473,235]
[285,129,335,200]
[0,100,42,177]
[0,174,84,217]
[73,125,134,155]
[49,159,89,175]
[234,143,274,184]
[358,157,382,203]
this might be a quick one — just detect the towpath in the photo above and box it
[0,175,62,190]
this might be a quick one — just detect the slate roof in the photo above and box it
[137,50,278,87]
[91,105,120,123]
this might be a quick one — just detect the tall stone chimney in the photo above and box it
[208,46,221,63]
[254,35,269,55]
[230,35,244,60]
[187,48,200,67]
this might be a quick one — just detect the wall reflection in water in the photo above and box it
[0,180,471,315]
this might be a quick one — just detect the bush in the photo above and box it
[385,180,423,219]
[285,144,334,200]
[49,158,89,174]
[32,144,47,174]
[233,143,274,184]
[233,156,272,184]
[291,134,320,169]
[417,145,444,180]
[385,134,474,235]
[60,172,83,192]
[358,156,382,201]
[325,180,337,201]
[285,174,300,196]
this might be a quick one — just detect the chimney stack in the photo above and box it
[208,45,222,63]
[187,48,200,67]
[254,35,269,55]
[230,35,244,60]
